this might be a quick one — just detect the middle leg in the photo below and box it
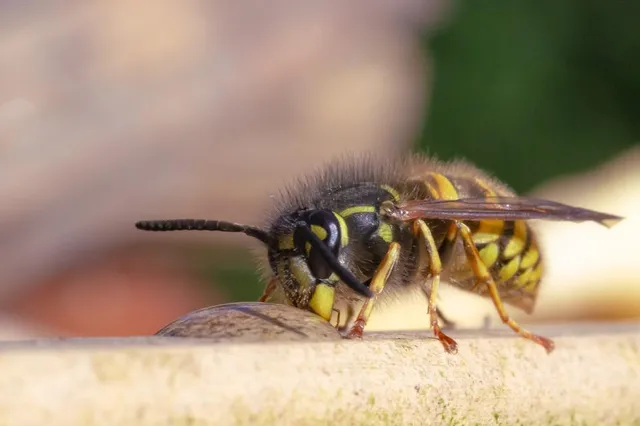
[414,219,458,354]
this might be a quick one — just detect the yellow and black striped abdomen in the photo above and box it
[471,219,543,312]
[403,171,544,312]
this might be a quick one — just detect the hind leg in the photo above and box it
[456,222,554,353]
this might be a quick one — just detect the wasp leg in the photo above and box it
[258,277,278,302]
[434,222,459,330]
[346,242,401,339]
[414,220,459,354]
[336,304,357,333]
[331,308,341,329]
[456,222,555,353]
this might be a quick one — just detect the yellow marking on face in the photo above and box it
[472,220,504,244]
[503,221,528,259]
[520,247,540,270]
[333,212,349,247]
[309,283,336,321]
[499,254,521,282]
[310,224,327,241]
[429,173,459,200]
[290,258,314,290]
[339,205,376,217]
[377,222,394,243]
[304,242,311,254]
[380,184,401,201]
[479,242,499,268]
[278,234,294,250]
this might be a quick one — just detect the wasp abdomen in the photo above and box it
[401,172,544,311]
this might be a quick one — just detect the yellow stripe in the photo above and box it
[520,247,539,270]
[479,242,499,268]
[499,255,521,282]
[530,262,543,282]
[523,263,544,292]
[339,205,376,217]
[333,212,349,247]
[380,184,401,201]
[429,173,459,200]
[377,222,394,243]
[503,221,527,259]
[311,224,327,241]
[472,220,504,244]
[514,267,534,289]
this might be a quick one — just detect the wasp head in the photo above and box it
[267,208,372,321]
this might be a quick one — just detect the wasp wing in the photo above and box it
[387,196,623,228]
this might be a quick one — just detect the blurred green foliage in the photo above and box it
[417,0,639,192]
[204,2,639,301]
[189,245,264,301]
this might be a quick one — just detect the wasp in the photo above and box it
[135,154,623,354]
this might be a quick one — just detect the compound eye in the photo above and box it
[308,210,341,255]
[293,210,342,280]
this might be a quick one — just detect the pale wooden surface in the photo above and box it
[0,303,638,425]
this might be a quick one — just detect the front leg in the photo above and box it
[258,277,278,302]
[346,242,401,339]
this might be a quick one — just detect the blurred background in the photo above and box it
[0,1,637,339]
